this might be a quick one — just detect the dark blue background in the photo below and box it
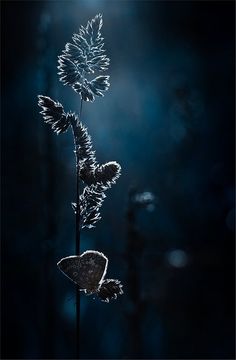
[1,0,235,359]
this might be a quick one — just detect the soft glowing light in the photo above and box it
[226,208,235,232]
[166,249,188,268]
[63,292,75,322]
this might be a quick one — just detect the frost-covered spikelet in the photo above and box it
[58,14,110,102]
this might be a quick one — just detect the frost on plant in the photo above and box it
[38,14,123,302]
[38,95,121,229]
[38,96,70,134]
[58,14,110,102]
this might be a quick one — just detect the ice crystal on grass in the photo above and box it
[80,161,121,188]
[38,95,70,134]
[38,94,121,229]
[72,183,106,229]
[58,14,110,102]
[97,279,124,302]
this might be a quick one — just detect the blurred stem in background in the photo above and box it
[125,188,155,357]
[37,7,56,359]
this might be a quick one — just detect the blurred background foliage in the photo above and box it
[1,0,235,359]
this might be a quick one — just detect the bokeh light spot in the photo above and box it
[166,249,188,268]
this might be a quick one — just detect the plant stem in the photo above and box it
[76,168,80,359]
[79,96,83,119]
[75,98,83,359]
